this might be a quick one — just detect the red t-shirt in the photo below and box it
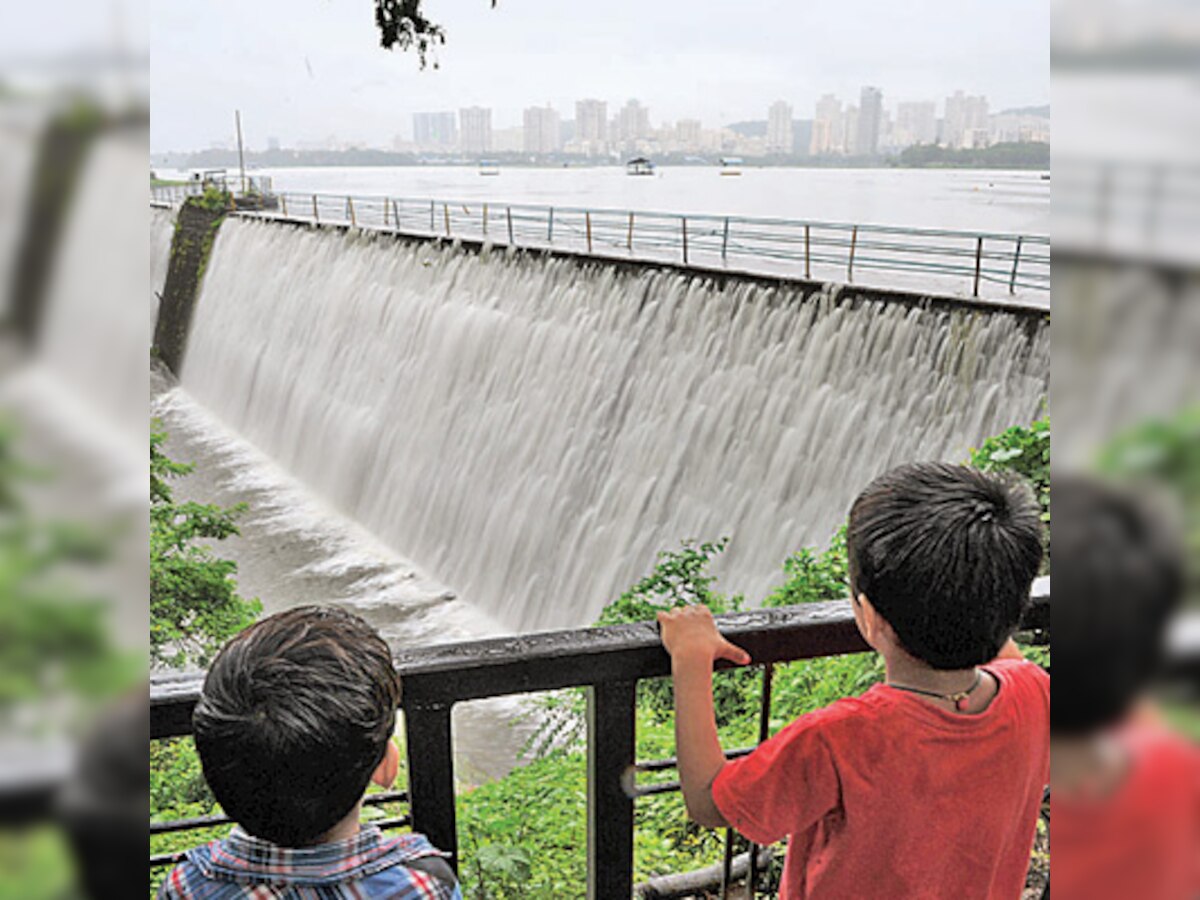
[1052,725,1200,900]
[712,659,1049,899]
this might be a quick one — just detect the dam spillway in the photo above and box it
[160,214,1048,633]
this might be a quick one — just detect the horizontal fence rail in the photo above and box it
[1053,159,1200,267]
[150,183,1050,301]
[145,579,1059,899]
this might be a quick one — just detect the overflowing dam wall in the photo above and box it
[153,212,1048,632]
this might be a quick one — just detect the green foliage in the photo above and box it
[969,417,1050,524]
[1096,405,1200,563]
[0,419,137,729]
[895,141,1050,169]
[596,539,742,626]
[184,186,231,214]
[0,827,76,900]
[762,526,848,608]
[150,427,260,668]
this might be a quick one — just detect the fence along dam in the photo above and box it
[153,212,1048,635]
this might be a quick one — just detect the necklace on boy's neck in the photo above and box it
[886,668,983,712]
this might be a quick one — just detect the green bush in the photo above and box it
[969,417,1050,525]
[150,427,260,668]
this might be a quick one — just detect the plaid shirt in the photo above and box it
[158,825,462,899]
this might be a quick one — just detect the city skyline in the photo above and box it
[179,86,1048,160]
[151,0,1048,153]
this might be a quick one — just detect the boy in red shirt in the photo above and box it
[1050,475,1199,900]
[658,463,1048,899]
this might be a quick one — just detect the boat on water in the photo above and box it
[719,157,744,176]
[479,160,500,176]
[626,157,655,176]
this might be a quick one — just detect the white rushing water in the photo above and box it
[152,205,176,311]
[179,218,1048,633]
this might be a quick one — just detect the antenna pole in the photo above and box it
[235,110,247,195]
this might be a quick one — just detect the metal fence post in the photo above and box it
[721,217,730,262]
[482,203,488,237]
[383,198,389,227]
[805,224,811,279]
[1009,236,1022,295]
[507,206,514,245]
[627,212,635,251]
[682,216,689,265]
[280,193,288,218]
[586,211,593,253]
[547,207,555,243]
[973,236,983,297]
[587,681,636,900]
[312,194,319,224]
[444,203,451,238]
[404,702,458,871]
[392,199,400,232]
[347,196,356,228]
[847,226,857,282]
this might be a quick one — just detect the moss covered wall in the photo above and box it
[152,203,225,375]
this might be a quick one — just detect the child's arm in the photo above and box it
[657,605,752,828]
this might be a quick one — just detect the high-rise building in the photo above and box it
[842,105,859,155]
[942,91,989,149]
[856,87,883,156]
[675,118,703,150]
[413,112,458,149]
[894,101,937,147]
[989,110,1050,144]
[492,126,524,153]
[523,105,562,154]
[767,101,794,154]
[615,99,651,148]
[575,99,608,152]
[810,94,844,155]
[459,107,492,155]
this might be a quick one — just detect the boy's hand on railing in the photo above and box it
[657,605,752,667]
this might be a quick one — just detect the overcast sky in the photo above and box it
[150,0,1048,152]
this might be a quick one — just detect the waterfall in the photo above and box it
[152,205,176,312]
[179,218,1048,633]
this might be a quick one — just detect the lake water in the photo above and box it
[164,165,1050,236]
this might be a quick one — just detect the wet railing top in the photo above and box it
[149,577,1051,738]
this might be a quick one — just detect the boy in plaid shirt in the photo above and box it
[159,607,460,899]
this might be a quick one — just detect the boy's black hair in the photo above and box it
[847,462,1044,670]
[1050,474,1183,735]
[192,606,401,846]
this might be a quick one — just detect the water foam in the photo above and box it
[179,219,1048,632]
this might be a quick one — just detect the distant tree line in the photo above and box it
[893,142,1050,170]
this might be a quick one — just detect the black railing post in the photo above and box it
[1009,236,1022,295]
[847,225,857,282]
[404,701,458,871]
[973,236,983,297]
[587,680,636,900]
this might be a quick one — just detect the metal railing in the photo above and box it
[1053,159,1200,267]
[150,183,1051,301]
[148,579,1053,899]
